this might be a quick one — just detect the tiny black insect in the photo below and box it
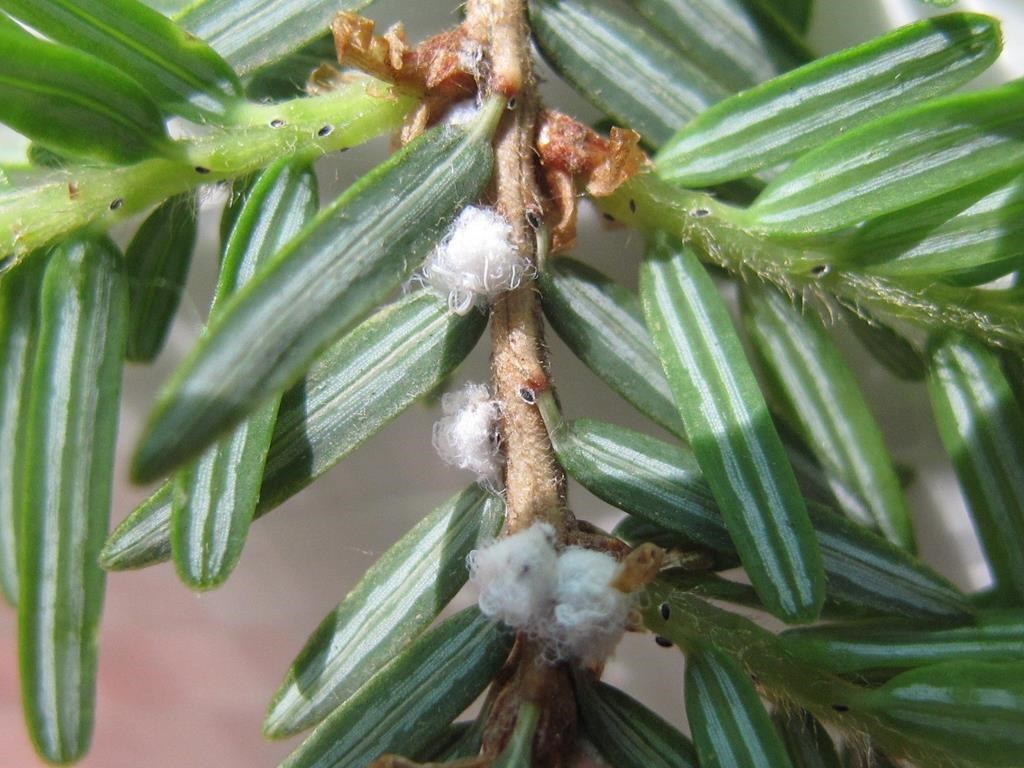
[519,387,536,405]
[109,198,124,211]
[655,635,673,648]
[318,125,334,137]
[659,602,671,620]
[269,118,286,128]
[195,166,211,175]
[691,207,710,218]
[629,199,637,213]
[832,703,850,713]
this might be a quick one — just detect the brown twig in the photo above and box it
[465,0,567,540]
[461,2,579,765]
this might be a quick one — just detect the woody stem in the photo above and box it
[465,0,568,539]
[463,1,578,765]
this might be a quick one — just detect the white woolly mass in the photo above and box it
[432,382,503,488]
[421,206,531,315]
[550,548,630,665]
[458,39,484,79]
[467,526,633,665]
[443,99,480,127]
[468,523,558,629]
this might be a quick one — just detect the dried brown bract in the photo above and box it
[331,13,409,84]
[610,543,665,594]
[536,110,648,252]
[331,12,480,142]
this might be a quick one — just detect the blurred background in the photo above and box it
[2,0,1022,765]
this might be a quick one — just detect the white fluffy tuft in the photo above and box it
[420,206,531,315]
[467,527,634,665]
[443,99,480,127]
[458,39,484,79]
[432,382,503,488]
[468,523,557,629]
[551,548,631,665]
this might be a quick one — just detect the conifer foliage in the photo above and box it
[1,0,1023,765]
